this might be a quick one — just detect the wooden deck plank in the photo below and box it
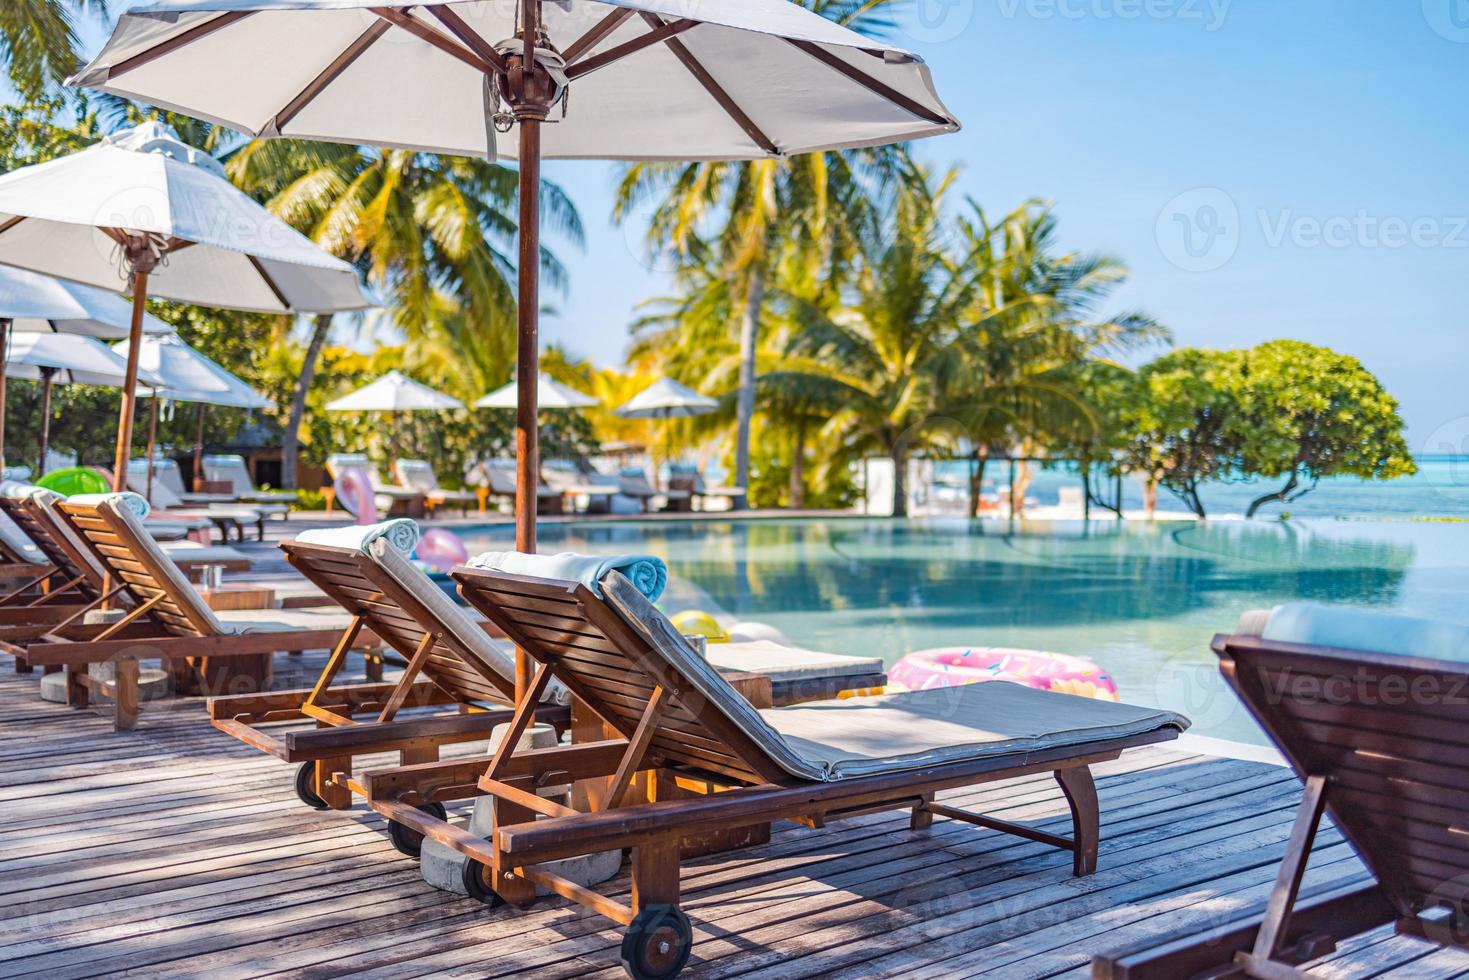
[0,648,1461,979]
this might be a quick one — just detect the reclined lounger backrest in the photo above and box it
[0,495,103,600]
[280,539,525,707]
[453,566,825,785]
[55,497,223,638]
[1215,630,1469,925]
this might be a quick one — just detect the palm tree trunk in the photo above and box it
[281,313,332,490]
[788,422,806,509]
[732,266,764,511]
[890,438,908,518]
[967,446,989,518]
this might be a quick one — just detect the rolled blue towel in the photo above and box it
[296,519,421,556]
[467,550,667,602]
[67,491,150,519]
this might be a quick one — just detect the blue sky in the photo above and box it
[76,1,1469,445]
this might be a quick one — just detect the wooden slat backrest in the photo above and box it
[280,541,513,706]
[0,497,102,600]
[55,499,215,637]
[454,567,789,785]
[0,500,36,566]
[1217,634,1469,920]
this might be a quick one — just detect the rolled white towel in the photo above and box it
[295,518,421,556]
[67,492,151,520]
[467,550,667,602]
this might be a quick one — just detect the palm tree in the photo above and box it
[0,1,104,98]
[612,0,912,506]
[228,141,581,487]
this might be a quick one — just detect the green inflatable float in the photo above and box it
[35,467,110,497]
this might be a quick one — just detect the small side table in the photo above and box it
[185,584,278,695]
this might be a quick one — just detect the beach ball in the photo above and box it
[417,528,469,573]
[671,610,727,643]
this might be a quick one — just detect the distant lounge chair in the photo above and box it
[10,494,378,729]
[542,459,618,514]
[125,460,266,542]
[619,465,688,512]
[392,458,477,516]
[667,462,744,512]
[467,457,563,515]
[152,457,291,525]
[355,562,1185,974]
[208,525,571,841]
[1094,602,1469,980]
[325,453,424,518]
[201,453,299,508]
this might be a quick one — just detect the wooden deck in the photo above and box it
[3,649,1468,978]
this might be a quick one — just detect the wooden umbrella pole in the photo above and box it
[193,402,206,487]
[510,0,550,705]
[36,369,54,477]
[111,254,156,491]
[145,393,159,504]
[0,317,10,471]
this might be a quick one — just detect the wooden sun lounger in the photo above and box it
[1093,629,1469,980]
[8,497,381,729]
[353,566,1184,978]
[207,539,570,854]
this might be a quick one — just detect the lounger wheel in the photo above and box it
[387,802,448,858]
[461,857,505,908]
[620,905,692,980]
[294,762,330,811]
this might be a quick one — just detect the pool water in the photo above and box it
[455,517,1469,746]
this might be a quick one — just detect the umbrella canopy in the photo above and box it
[0,122,370,314]
[114,332,269,408]
[326,370,464,412]
[0,265,174,339]
[615,377,718,420]
[6,333,163,388]
[476,373,597,410]
[73,0,958,160]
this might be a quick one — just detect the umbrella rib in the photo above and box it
[105,11,254,81]
[0,215,24,238]
[273,20,392,133]
[427,6,508,74]
[564,17,698,80]
[370,7,501,78]
[633,14,779,156]
[247,256,291,310]
[784,39,952,126]
[562,8,635,66]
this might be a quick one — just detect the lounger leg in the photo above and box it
[14,657,31,674]
[492,796,539,908]
[631,834,681,914]
[1055,766,1099,876]
[365,648,383,682]
[64,664,89,707]
[315,756,352,810]
[114,655,139,731]
[910,792,935,831]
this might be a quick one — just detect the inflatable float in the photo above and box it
[889,646,1120,702]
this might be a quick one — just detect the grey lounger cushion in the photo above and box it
[604,571,1188,782]
[705,640,884,684]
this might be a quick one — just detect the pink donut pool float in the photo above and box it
[889,646,1120,702]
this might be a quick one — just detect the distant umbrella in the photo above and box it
[326,371,464,412]
[476,373,597,411]
[615,377,718,420]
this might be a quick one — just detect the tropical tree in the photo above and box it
[1229,340,1415,516]
[227,140,582,486]
[612,0,912,505]
[0,1,104,99]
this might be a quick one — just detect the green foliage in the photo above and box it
[0,1,106,99]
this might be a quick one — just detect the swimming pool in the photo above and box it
[454,516,1469,745]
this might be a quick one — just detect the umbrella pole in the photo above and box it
[111,258,156,492]
[0,318,9,469]
[36,369,54,477]
[145,394,159,505]
[194,403,206,488]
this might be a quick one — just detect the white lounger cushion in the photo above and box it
[369,539,571,705]
[604,572,1188,782]
[706,640,883,684]
[216,606,359,634]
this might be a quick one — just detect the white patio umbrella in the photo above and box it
[76,0,959,707]
[0,121,371,490]
[327,370,464,460]
[115,332,271,490]
[5,334,164,477]
[0,264,173,468]
[615,377,718,420]
[476,373,597,410]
